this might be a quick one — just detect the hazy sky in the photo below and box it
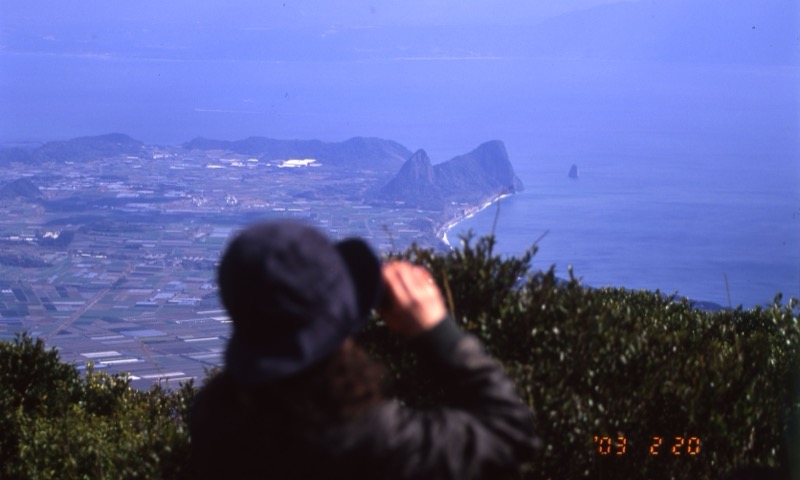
[1,0,637,30]
[0,0,642,65]
[0,0,796,151]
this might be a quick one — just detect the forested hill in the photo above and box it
[0,178,42,200]
[183,136,412,171]
[0,134,413,172]
[0,133,145,165]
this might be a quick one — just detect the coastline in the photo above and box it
[436,193,513,248]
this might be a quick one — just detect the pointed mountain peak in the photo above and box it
[472,140,507,156]
[408,149,431,164]
[377,140,523,210]
[398,149,435,184]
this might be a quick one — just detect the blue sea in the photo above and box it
[451,129,800,309]
[385,58,800,310]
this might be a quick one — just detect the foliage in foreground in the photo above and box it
[363,234,800,479]
[1,234,798,479]
[0,335,195,479]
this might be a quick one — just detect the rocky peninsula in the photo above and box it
[375,139,524,248]
[0,134,523,252]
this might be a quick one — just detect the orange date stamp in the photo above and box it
[593,436,701,456]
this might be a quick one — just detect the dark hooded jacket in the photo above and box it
[189,318,540,479]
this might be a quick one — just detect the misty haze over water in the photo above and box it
[1,0,798,307]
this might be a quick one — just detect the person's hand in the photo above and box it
[380,261,447,338]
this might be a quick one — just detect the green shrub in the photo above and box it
[1,235,797,479]
[0,335,195,479]
[359,234,800,479]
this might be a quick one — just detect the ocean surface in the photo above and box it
[451,136,800,309]
[410,60,800,311]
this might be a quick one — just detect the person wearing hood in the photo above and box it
[189,220,540,479]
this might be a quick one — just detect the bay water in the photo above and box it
[452,128,800,309]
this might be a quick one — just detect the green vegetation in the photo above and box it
[0,336,194,479]
[1,235,798,479]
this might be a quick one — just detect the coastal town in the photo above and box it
[0,135,520,388]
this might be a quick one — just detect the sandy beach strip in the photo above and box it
[437,193,512,248]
